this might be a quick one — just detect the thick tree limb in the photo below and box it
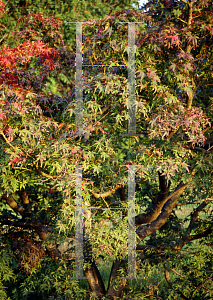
[136,182,188,241]
[84,262,106,297]
[135,174,170,226]
[106,259,127,298]
[19,189,30,206]
[84,239,106,297]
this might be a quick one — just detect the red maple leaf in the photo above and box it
[0,112,6,120]
[170,34,181,47]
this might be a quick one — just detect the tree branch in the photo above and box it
[174,199,212,251]
[0,131,16,150]
[84,239,106,297]
[167,128,179,140]
[32,221,61,258]
[136,182,188,241]
[191,275,213,298]
[147,192,155,202]
[177,17,187,24]
[175,198,212,206]
[84,261,106,297]
[164,265,190,300]
[35,166,58,179]
[187,0,193,27]
[0,219,31,229]
[118,184,126,202]
[88,181,124,199]
[135,173,170,226]
[186,200,208,235]
[2,193,24,216]
[106,259,127,298]
[187,227,212,241]
[170,268,186,278]
[1,192,60,259]
[18,189,32,220]
[0,33,8,45]
[136,244,156,251]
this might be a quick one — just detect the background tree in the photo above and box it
[0,0,140,49]
[0,0,141,122]
[0,1,213,300]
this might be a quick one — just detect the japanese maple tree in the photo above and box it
[0,0,213,299]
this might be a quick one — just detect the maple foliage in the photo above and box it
[0,0,212,299]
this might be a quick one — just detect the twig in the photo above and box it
[170,268,186,278]
[88,181,125,199]
[177,17,187,24]
[0,33,8,44]
[191,276,213,298]
[176,198,212,206]
[164,266,190,300]
[136,244,156,250]
[0,131,16,151]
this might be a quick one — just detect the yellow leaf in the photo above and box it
[104,22,110,31]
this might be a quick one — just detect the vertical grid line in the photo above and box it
[128,23,136,135]
[75,23,83,136]
[128,165,136,278]
[75,165,83,279]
